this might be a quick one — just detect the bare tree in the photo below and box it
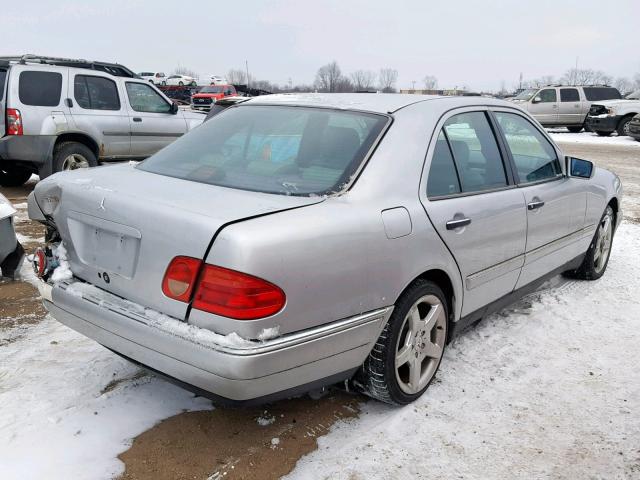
[614,77,633,95]
[378,68,398,93]
[227,69,247,84]
[633,72,640,90]
[351,70,377,91]
[422,75,438,90]
[315,61,342,92]
[562,68,612,86]
[173,66,198,78]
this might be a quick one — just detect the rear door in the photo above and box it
[68,71,130,157]
[422,109,527,317]
[0,66,7,137]
[123,81,187,157]
[528,88,559,125]
[492,109,587,288]
[558,87,583,124]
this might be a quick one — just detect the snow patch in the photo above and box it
[256,413,276,426]
[257,326,280,341]
[50,243,72,283]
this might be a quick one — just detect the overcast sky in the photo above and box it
[4,0,639,91]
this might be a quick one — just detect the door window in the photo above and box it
[494,112,561,183]
[560,88,580,102]
[537,89,557,103]
[19,71,62,106]
[125,82,171,113]
[442,112,507,193]
[427,131,461,197]
[74,75,120,110]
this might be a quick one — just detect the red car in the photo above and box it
[191,85,237,110]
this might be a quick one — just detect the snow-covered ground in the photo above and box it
[548,128,640,147]
[287,222,640,479]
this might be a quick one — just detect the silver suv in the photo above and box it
[510,85,621,132]
[0,55,204,186]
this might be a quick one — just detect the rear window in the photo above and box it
[583,87,621,101]
[19,71,62,106]
[0,69,6,101]
[139,105,388,196]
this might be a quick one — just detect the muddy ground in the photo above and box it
[1,138,638,480]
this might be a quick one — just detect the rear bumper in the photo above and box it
[586,115,620,133]
[0,134,56,167]
[41,279,391,403]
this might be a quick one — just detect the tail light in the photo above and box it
[162,257,286,320]
[193,265,286,320]
[162,256,202,302]
[7,108,23,135]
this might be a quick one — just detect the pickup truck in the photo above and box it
[586,90,640,137]
[191,85,237,111]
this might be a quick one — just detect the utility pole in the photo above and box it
[412,80,416,90]
[245,60,250,89]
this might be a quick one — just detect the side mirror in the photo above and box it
[566,156,594,179]
[169,102,179,114]
[532,96,542,104]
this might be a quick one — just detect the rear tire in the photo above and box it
[357,280,448,405]
[565,206,614,280]
[567,126,583,133]
[595,131,611,137]
[178,81,184,86]
[52,142,97,173]
[0,165,32,187]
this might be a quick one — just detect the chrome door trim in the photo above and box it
[466,254,525,290]
[525,224,595,263]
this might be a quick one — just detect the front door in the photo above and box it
[492,110,587,288]
[422,110,527,316]
[528,88,559,125]
[558,87,583,125]
[123,81,187,157]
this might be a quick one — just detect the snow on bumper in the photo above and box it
[41,279,391,402]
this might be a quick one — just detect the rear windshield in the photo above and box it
[0,69,6,101]
[139,105,388,196]
[583,87,621,101]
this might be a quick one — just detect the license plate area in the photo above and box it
[67,211,141,279]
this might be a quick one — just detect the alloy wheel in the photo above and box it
[395,294,447,394]
[61,154,90,171]
[594,211,613,273]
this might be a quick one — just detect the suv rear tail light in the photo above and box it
[193,265,285,320]
[162,256,202,302]
[7,108,23,135]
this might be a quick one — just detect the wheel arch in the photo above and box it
[608,196,619,224]
[54,132,100,159]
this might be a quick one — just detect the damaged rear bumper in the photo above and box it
[40,279,392,404]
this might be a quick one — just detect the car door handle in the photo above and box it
[446,218,471,230]
[527,201,545,210]
[133,117,142,122]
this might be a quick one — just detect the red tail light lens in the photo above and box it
[193,265,286,320]
[162,256,202,302]
[7,108,23,135]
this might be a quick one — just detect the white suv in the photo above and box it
[0,55,204,186]
[138,71,167,85]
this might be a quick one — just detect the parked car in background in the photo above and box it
[166,74,197,86]
[138,72,167,85]
[628,113,640,141]
[29,93,622,406]
[0,55,205,186]
[586,90,640,137]
[209,75,228,85]
[510,85,621,132]
[0,193,23,279]
[204,96,250,121]
[191,85,237,111]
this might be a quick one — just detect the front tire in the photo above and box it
[357,280,448,405]
[567,126,583,133]
[595,131,611,137]
[566,206,614,280]
[0,165,32,187]
[178,81,184,86]
[53,142,97,173]
[616,116,634,137]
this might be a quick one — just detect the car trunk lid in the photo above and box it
[33,163,324,319]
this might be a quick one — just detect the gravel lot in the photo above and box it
[0,131,638,479]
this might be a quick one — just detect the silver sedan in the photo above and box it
[28,93,622,405]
